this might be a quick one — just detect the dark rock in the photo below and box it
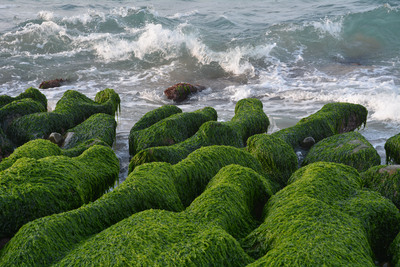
[164,83,205,102]
[39,79,66,89]
[301,136,315,149]
[48,132,64,146]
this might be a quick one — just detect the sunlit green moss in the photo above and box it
[362,165,400,209]
[39,165,272,266]
[0,146,268,265]
[302,132,381,172]
[272,102,368,149]
[129,106,217,156]
[385,133,400,164]
[129,98,269,171]
[130,104,182,132]
[0,87,47,110]
[0,145,119,238]
[243,162,400,265]
[6,89,120,145]
[246,133,297,188]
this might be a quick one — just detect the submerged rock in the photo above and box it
[164,83,206,102]
[39,78,66,89]
[301,136,316,149]
[302,131,381,172]
[48,132,63,146]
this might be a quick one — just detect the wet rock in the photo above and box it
[300,136,315,149]
[39,79,66,89]
[48,132,63,146]
[164,83,206,102]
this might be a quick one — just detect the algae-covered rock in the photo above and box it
[129,98,269,171]
[6,89,120,145]
[39,78,65,89]
[130,104,182,132]
[0,98,46,130]
[19,165,272,266]
[0,128,14,160]
[272,102,367,149]
[385,132,400,164]
[243,162,400,265]
[164,82,205,102]
[0,145,119,238]
[0,87,47,110]
[0,146,268,266]
[302,131,381,172]
[62,113,116,149]
[129,106,216,156]
[246,133,297,188]
[362,165,400,209]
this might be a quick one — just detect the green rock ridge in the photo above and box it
[129,106,217,156]
[302,131,381,172]
[51,165,273,266]
[0,145,269,266]
[242,162,400,265]
[6,88,120,146]
[0,144,119,238]
[272,102,368,149]
[129,98,269,172]
[385,132,400,164]
[0,87,47,110]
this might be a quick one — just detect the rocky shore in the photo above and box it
[1,88,400,265]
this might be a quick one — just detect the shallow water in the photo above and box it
[1,0,400,182]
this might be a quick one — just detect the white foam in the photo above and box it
[311,17,343,38]
[168,10,199,19]
[38,11,55,21]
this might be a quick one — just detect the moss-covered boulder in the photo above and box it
[246,133,297,188]
[385,133,400,164]
[243,162,400,265]
[6,89,120,145]
[129,98,269,171]
[129,106,216,156]
[0,146,268,266]
[0,128,14,160]
[302,132,381,172]
[0,145,119,238]
[362,165,400,209]
[272,102,368,149]
[130,104,182,132]
[0,87,47,110]
[0,98,46,130]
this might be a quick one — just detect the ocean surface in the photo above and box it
[1,0,400,182]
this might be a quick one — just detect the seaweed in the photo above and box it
[129,98,269,171]
[302,132,381,172]
[129,106,217,156]
[0,87,47,110]
[130,104,182,132]
[0,98,46,130]
[272,102,368,149]
[62,113,117,149]
[0,128,14,160]
[246,133,298,188]
[385,132,400,164]
[243,162,400,265]
[0,145,119,238]
[362,165,400,209]
[0,145,267,265]
[6,89,120,145]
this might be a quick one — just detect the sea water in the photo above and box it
[1,0,400,182]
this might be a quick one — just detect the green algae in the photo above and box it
[0,145,119,238]
[129,106,217,156]
[0,145,268,266]
[246,133,297,188]
[243,162,400,265]
[385,133,400,164]
[0,98,46,129]
[44,165,272,266]
[272,102,368,149]
[0,128,13,160]
[129,98,269,171]
[62,113,116,149]
[130,104,182,132]
[362,165,400,209]
[302,131,381,172]
[6,89,120,145]
[0,87,47,110]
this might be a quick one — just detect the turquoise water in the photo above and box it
[1,0,400,179]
